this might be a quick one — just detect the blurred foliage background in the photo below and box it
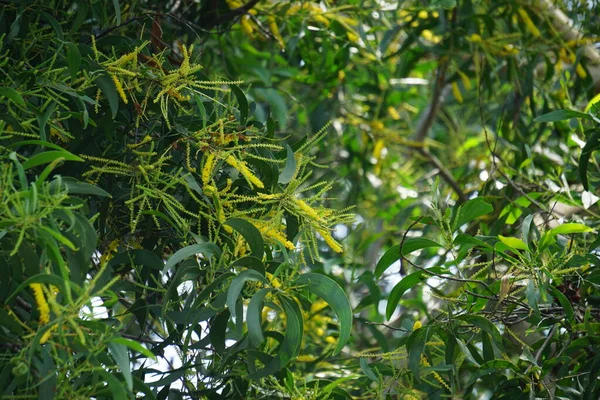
[1,0,600,398]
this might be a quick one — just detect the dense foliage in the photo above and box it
[1,0,600,399]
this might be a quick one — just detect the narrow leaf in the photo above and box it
[294,273,353,355]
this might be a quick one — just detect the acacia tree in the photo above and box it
[1,0,600,399]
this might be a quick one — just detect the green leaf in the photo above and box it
[453,198,493,231]
[278,145,296,184]
[247,288,274,347]
[5,274,67,305]
[162,243,221,273]
[539,223,593,251]
[65,43,81,79]
[99,370,128,400]
[455,315,504,352]
[386,271,427,320]
[549,286,574,323]
[374,238,443,278]
[231,84,248,124]
[294,273,352,355]
[108,341,132,391]
[534,109,592,123]
[227,269,268,319]
[95,73,119,119]
[112,0,121,25]
[22,151,83,170]
[407,326,428,382]
[111,336,156,360]
[62,177,112,197]
[225,218,264,259]
[39,225,77,251]
[277,295,304,365]
[498,235,529,251]
[0,86,26,107]
[359,358,380,383]
[580,129,600,191]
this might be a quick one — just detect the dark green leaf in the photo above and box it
[454,198,493,231]
[23,151,83,170]
[231,84,248,124]
[162,243,221,273]
[227,269,268,319]
[0,86,26,106]
[225,218,264,259]
[374,238,443,278]
[534,109,592,123]
[278,145,296,184]
[294,273,352,355]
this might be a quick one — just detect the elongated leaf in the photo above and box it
[539,223,593,250]
[108,341,132,391]
[111,337,156,362]
[39,225,77,251]
[386,271,427,320]
[0,86,26,106]
[549,286,574,323]
[231,84,248,124]
[247,288,274,347]
[453,198,493,230]
[294,273,352,355]
[162,243,221,273]
[112,0,121,25]
[65,43,81,79]
[534,109,592,123]
[225,218,264,259]
[359,358,380,383]
[227,269,268,319]
[99,370,128,400]
[455,315,504,351]
[5,274,67,305]
[374,238,442,278]
[498,235,529,251]
[407,326,428,382]
[278,145,296,184]
[277,295,304,365]
[61,178,111,197]
[22,151,83,170]
[95,73,119,119]
[579,129,600,191]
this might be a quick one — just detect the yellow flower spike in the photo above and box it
[317,228,343,253]
[296,355,318,362]
[268,16,285,48]
[180,44,191,76]
[225,155,264,189]
[91,35,99,62]
[313,15,330,27]
[347,30,359,43]
[468,33,482,43]
[413,320,422,330]
[388,106,400,120]
[421,354,451,391]
[576,63,587,79]
[202,152,217,185]
[418,10,428,19]
[253,221,295,250]
[266,272,282,289]
[30,284,50,325]
[325,336,337,344]
[457,70,472,91]
[451,82,463,103]
[240,16,256,38]
[111,75,128,104]
[295,198,324,223]
[518,8,541,38]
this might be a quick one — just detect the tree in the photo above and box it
[1,0,599,399]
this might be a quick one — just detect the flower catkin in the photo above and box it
[30,283,50,325]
